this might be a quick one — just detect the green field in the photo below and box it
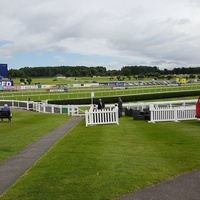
[13,76,117,85]
[0,77,200,199]
[12,76,198,86]
[1,113,200,200]
[1,82,200,101]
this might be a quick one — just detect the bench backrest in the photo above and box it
[0,111,11,118]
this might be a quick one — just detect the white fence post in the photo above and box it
[174,107,178,122]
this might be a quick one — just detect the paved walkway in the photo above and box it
[117,169,200,200]
[0,117,84,196]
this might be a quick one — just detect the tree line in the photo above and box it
[8,65,200,78]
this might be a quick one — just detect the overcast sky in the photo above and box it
[0,0,200,70]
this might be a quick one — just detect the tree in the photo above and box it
[166,75,173,80]
[138,74,145,80]
[121,67,131,76]
[163,68,169,75]
[109,76,114,81]
[116,76,121,81]
[72,70,80,77]
[90,68,98,76]
[158,75,165,80]
[65,69,72,77]
[127,76,131,80]
[8,65,200,79]
[20,78,25,84]
[26,78,32,85]
[189,74,196,79]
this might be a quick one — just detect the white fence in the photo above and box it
[1,99,198,124]
[0,100,86,116]
[32,103,86,116]
[125,99,196,110]
[149,105,196,123]
[85,107,119,127]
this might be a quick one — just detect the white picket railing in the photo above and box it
[125,99,196,110]
[85,107,119,127]
[1,99,198,124]
[149,105,196,123]
[32,103,86,116]
[0,100,87,116]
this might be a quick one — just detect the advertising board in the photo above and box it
[0,64,8,78]
[0,80,13,87]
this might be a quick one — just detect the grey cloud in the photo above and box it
[150,60,168,65]
[47,45,68,52]
[1,0,200,69]
[150,60,181,66]
[178,18,191,25]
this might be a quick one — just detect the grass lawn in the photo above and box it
[1,83,200,101]
[1,116,200,200]
[0,110,72,163]
[1,76,200,102]
[11,77,195,86]
[12,77,147,85]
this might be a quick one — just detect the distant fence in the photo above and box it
[0,100,86,116]
[32,103,86,116]
[85,107,119,127]
[149,105,196,123]
[125,99,196,110]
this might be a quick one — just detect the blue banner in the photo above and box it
[0,64,8,78]
[108,82,125,87]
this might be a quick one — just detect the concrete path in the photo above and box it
[0,117,84,196]
[117,169,200,200]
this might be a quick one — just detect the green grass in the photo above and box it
[12,77,195,86]
[1,117,200,200]
[13,76,115,85]
[2,76,199,101]
[0,110,72,163]
[12,77,141,85]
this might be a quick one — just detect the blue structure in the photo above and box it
[0,64,8,78]
[107,82,125,87]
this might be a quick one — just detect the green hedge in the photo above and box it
[48,90,200,105]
